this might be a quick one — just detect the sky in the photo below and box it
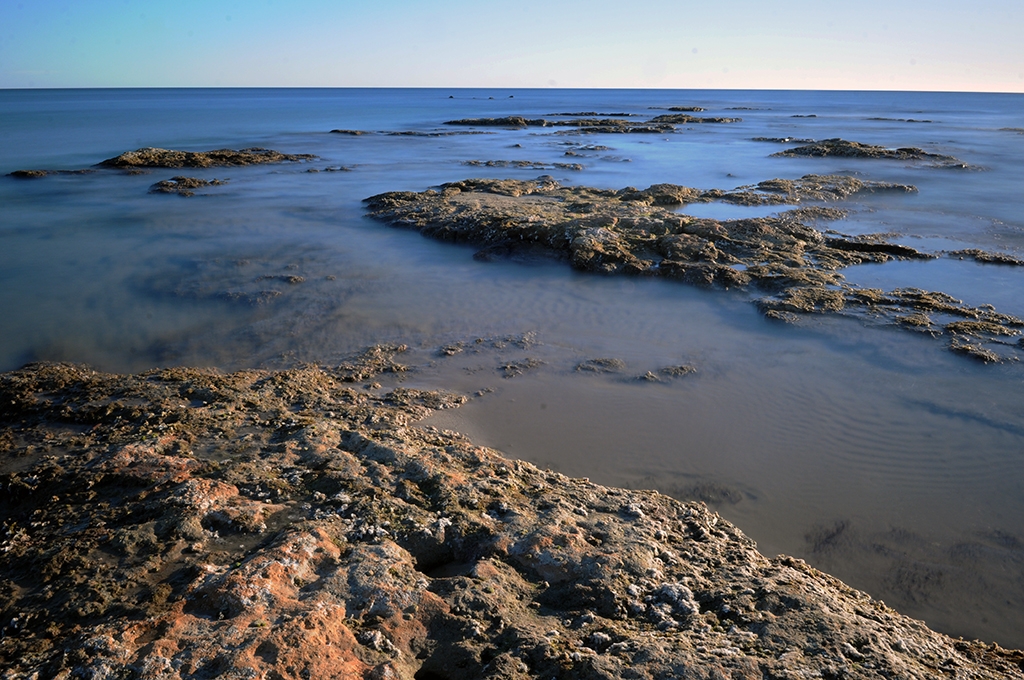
[1,0,1022,92]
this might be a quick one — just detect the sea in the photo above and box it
[1,88,1023,647]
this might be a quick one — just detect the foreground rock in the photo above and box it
[364,178,1023,361]
[98,147,317,169]
[2,355,1022,679]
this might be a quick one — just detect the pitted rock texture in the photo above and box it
[1,354,1023,679]
[364,178,1023,362]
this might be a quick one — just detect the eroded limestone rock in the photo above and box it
[1,358,1023,679]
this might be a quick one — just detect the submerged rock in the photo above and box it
[463,159,584,171]
[866,117,933,123]
[98,147,317,169]
[6,169,96,179]
[384,130,493,137]
[548,111,637,117]
[1,358,1023,679]
[751,136,816,144]
[648,113,742,124]
[500,357,545,378]
[364,177,1023,361]
[575,358,627,373]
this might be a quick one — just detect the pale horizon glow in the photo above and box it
[1,0,1022,93]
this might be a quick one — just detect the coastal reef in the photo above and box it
[364,178,1022,362]
[9,148,317,179]
[2,355,1024,679]
[98,147,317,169]
[771,139,969,168]
[444,114,739,134]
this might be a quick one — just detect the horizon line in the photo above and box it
[2,85,1022,95]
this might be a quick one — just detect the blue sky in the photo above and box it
[1,0,1022,91]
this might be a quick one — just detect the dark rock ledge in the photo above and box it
[1,353,1023,679]
[9,148,318,179]
[771,138,970,168]
[6,169,96,179]
[463,160,584,171]
[364,178,1022,362]
[444,114,740,134]
[98,147,318,169]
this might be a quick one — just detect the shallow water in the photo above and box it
[2,88,1024,647]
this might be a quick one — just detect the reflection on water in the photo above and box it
[843,258,1024,319]
[678,202,780,221]
[2,88,1024,647]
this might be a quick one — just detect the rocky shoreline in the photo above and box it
[364,177,1023,363]
[1,352,1023,679]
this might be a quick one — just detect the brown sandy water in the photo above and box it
[413,300,1024,647]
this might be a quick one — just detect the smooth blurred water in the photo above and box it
[2,88,1024,647]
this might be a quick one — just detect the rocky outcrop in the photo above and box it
[771,138,968,167]
[7,149,315,182]
[647,114,742,124]
[149,176,227,197]
[446,116,545,128]
[98,147,317,169]
[948,248,1024,266]
[1,355,1023,679]
[363,177,1023,362]
[443,114,740,134]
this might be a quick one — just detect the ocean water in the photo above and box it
[2,88,1024,647]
